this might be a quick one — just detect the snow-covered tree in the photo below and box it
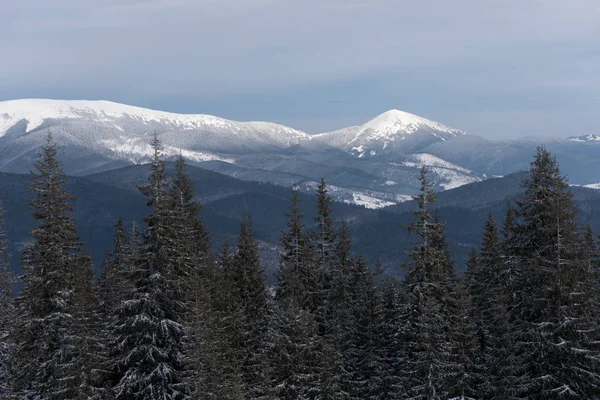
[508,146,600,398]
[400,166,458,399]
[220,217,270,399]
[277,189,320,313]
[13,134,98,399]
[314,178,336,271]
[0,202,15,397]
[111,135,187,399]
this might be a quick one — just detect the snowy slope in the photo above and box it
[0,99,309,145]
[0,99,311,174]
[0,99,485,201]
[567,134,600,142]
[312,109,467,157]
[395,153,482,190]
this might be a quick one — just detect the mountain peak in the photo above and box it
[568,134,600,142]
[360,109,466,138]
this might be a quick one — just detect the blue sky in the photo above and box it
[2,0,599,138]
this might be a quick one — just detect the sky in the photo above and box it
[1,0,599,139]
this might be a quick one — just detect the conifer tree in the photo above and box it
[98,219,130,315]
[311,181,347,400]
[446,277,480,400]
[268,189,324,398]
[168,154,215,398]
[401,166,457,399]
[480,204,525,399]
[277,189,320,312]
[13,134,98,399]
[377,276,404,400]
[510,146,600,398]
[265,299,322,399]
[581,220,599,278]
[0,202,15,397]
[466,214,510,397]
[221,218,270,398]
[314,178,336,271]
[112,135,187,399]
[346,255,385,400]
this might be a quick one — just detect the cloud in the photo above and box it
[1,0,599,138]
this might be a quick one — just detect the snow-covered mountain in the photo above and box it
[2,98,600,208]
[568,134,600,143]
[0,99,310,174]
[312,109,467,158]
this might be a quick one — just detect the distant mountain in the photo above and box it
[3,163,600,279]
[0,99,309,175]
[3,99,600,207]
[568,134,600,142]
[312,109,467,157]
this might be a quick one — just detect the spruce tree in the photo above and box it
[276,189,320,312]
[221,217,270,398]
[98,219,130,315]
[268,189,324,398]
[112,135,187,399]
[466,214,513,397]
[446,277,480,400]
[168,154,214,398]
[346,255,385,400]
[377,276,404,400]
[314,178,336,271]
[0,202,15,397]
[510,146,600,398]
[311,180,346,400]
[401,166,457,399]
[265,299,322,400]
[13,134,98,399]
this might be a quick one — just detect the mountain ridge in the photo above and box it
[3,98,600,208]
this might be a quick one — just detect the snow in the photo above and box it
[349,193,396,209]
[391,153,482,190]
[357,109,466,141]
[399,153,473,174]
[312,109,467,159]
[579,183,600,190]
[0,99,310,142]
[100,137,234,164]
[568,134,600,142]
[384,180,397,186]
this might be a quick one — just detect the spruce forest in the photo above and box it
[2,134,600,400]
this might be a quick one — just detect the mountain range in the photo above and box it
[1,99,600,210]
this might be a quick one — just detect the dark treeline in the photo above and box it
[1,135,600,399]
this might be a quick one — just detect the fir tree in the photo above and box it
[264,299,322,400]
[168,155,215,398]
[112,135,187,399]
[446,278,480,400]
[377,276,404,400]
[401,166,457,399]
[314,178,336,271]
[346,255,385,400]
[277,189,320,313]
[511,146,600,398]
[0,202,15,397]
[98,219,130,315]
[221,218,270,398]
[13,134,98,399]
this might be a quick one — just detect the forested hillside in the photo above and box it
[1,135,600,398]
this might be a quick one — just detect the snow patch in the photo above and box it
[349,193,396,209]
[101,137,235,164]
